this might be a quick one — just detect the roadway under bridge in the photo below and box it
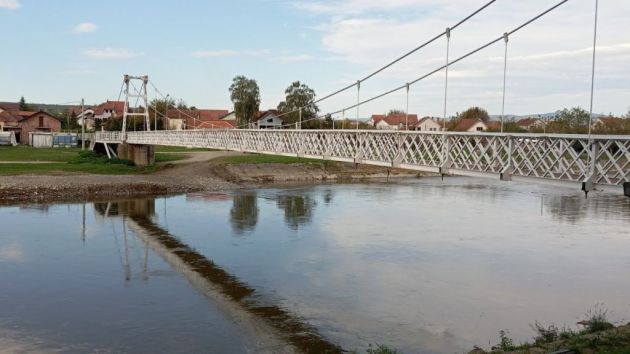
[94,130,630,196]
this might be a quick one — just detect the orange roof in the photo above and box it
[517,118,541,127]
[453,118,486,131]
[196,120,235,129]
[94,101,125,115]
[372,114,419,126]
[166,109,229,121]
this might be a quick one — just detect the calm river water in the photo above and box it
[1,177,629,353]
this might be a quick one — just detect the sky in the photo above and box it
[1,0,629,117]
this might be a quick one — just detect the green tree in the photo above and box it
[229,75,261,127]
[176,99,188,110]
[458,106,490,123]
[388,109,405,116]
[149,98,176,130]
[18,96,30,111]
[277,81,319,127]
[551,107,590,133]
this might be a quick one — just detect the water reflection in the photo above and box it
[275,194,316,230]
[94,198,341,353]
[230,193,259,234]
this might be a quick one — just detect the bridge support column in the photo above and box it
[624,182,630,198]
[117,143,155,166]
[581,142,599,194]
[500,136,513,181]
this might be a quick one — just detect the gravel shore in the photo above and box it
[0,152,427,205]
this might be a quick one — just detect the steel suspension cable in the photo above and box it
[273,0,498,121]
[322,0,570,119]
[443,27,451,130]
[501,32,509,133]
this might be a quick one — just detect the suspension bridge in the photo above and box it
[94,0,630,195]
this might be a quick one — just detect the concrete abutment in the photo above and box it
[117,143,155,167]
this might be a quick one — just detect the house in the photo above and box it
[220,111,237,121]
[517,117,545,131]
[75,101,126,130]
[414,117,443,132]
[0,110,61,144]
[166,109,230,130]
[196,120,235,129]
[369,114,419,130]
[593,117,625,132]
[250,110,283,129]
[451,118,488,132]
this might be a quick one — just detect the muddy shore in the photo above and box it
[0,154,429,205]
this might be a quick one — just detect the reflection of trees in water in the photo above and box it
[276,194,316,230]
[544,194,630,224]
[322,189,334,205]
[230,193,259,234]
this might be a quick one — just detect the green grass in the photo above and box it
[0,162,158,175]
[217,154,326,165]
[0,150,160,175]
[0,146,81,162]
[155,153,186,162]
[155,146,211,152]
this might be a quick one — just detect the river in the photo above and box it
[1,177,629,353]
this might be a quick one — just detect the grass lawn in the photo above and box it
[0,146,82,162]
[155,154,186,163]
[0,146,185,175]
[0,163,159,175]
[217,154,326,165]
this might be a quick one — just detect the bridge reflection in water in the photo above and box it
[93,198,341,354]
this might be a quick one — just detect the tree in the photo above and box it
[176,99,188,110]
[277,81,319,127]
[18,96,30,111]
[549,107,590,133]
[387,109,405,116]
[458,106,490,123]
[229,75,261,127]
[149,98,176,130]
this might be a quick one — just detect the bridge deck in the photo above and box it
[95,130,630,190]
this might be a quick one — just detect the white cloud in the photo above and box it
[191,49,239,58]
[277,54,314,63]
[191,49,272,58]
[73,22,97,33]
[295,0,630,116]
[0,0,20,9]
[84,48,144,60]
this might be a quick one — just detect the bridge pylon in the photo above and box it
[122,75,151,133]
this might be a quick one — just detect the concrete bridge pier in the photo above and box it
[117,143,155,167]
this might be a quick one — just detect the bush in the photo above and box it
[582,307,614,334]
[71,151,134,166]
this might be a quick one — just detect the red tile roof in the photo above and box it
[372,114,419,126]
[517,118,541,127]
[453,118,486,132]
[0,102,19,111]
[196,120,235,129]
[166,109,229,121]
[94,101,126,115]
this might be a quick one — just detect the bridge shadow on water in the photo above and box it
[94,198,341,354]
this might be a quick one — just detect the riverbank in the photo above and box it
[0,151,427,204]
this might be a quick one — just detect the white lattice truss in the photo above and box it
[95,130,630,188]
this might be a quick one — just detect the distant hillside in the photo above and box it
[0,101,94,115]
[489,112,606,121]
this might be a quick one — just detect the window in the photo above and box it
[39,116,44,127]
[476,126,484,131]
[267,118,273,123]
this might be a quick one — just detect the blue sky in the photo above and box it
[1,0,629,117]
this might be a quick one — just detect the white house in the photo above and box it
[251,110,283,129]
[415,117,443,132]
[370,114,419,130]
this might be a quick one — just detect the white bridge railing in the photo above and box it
[95,130,630,188]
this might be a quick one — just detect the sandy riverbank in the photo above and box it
[0,152,429,204]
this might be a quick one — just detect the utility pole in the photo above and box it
[81,98,85,150]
